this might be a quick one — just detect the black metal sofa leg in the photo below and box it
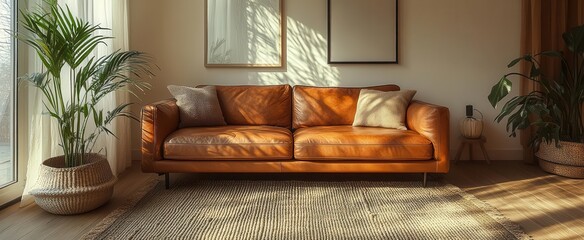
[423,172,427,187]
[158,173,170,189]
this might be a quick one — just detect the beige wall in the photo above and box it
[129,0,522,160]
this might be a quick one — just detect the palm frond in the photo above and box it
[17,2,156,167]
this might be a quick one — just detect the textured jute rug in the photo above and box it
[84,178,530,239]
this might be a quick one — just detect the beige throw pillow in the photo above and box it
[352,89,417,130]
[167,85,226,128]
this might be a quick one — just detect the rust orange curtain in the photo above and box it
[520,0,584,163]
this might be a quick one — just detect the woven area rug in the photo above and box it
[84,178,530,239]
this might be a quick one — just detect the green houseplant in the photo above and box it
[19,2,154,214]
[488,24,584,178]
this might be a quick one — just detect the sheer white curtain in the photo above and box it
[91,0,132,176]
[21,0,131,206]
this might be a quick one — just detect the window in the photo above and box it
[0,0,15,189]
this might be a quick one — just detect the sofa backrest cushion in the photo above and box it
[213,85,292,128]
[293,85,400,128]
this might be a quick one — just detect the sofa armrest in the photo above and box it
[406,100,450,172]
[141,98,179,172]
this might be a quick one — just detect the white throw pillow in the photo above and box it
[352,89,417,130]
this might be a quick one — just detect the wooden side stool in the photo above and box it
[454,136,490,164]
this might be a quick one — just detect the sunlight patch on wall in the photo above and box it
[251,17,340,86]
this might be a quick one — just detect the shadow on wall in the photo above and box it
[251,17,340,86]
[246,0,281,65]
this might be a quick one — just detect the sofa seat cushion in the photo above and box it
[294,126,433,160]
[163,126,293,160]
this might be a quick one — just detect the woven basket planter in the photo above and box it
[30,153,117,215]
[536,141,584,178]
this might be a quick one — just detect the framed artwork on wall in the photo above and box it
[327,0,398,64]
[205,0,284,68]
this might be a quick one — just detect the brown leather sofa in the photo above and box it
[141,84,450,188]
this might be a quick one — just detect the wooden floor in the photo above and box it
[0,162,157,240]
[447,161,584,240]
[0,161,582,240]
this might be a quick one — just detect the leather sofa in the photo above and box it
[141,84,450,187]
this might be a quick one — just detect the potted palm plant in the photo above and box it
[488,24,584,178]
[18,2,154,214]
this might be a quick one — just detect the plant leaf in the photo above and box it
[488,76,512,108]
[563,25,584,54]
[539,50,563,57]
[530,64,540,78]
[507,56,524,68]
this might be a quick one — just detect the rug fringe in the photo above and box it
[441,184,533,240]
[82,176,160,240]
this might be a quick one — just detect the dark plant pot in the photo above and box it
[30,153,117,215]
[536,141,584,178]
